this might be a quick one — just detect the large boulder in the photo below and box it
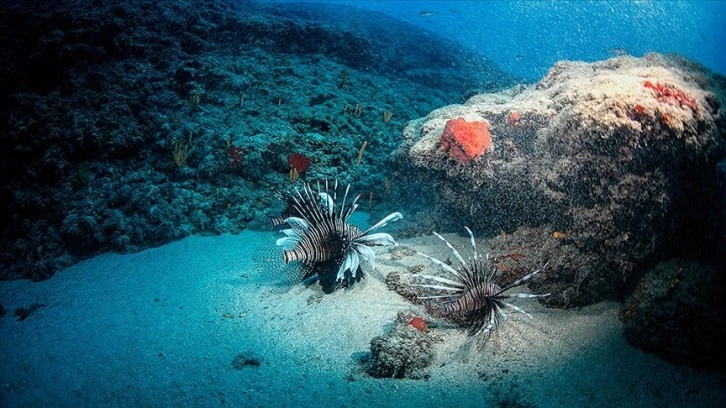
[391,53,725,307]
[621,259,726,370]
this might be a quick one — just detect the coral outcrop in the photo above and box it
[621,259,726,370]
[391,53,726,369]
[0,0,514,281]
[361,311,436,379]
[392,53,725,305]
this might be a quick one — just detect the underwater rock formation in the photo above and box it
[392,53,725,308]
[621,259,726,370]
[362,310,436,379]
[0,0,513,281]
[391,53,726,369]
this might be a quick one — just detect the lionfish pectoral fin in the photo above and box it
[361,212,403,235]
[283,217,309,233]
[416,252,464,280]
[414,273,466,288]
[513,293,550,298]
[337,250,360,281]
[501,301,532,319]
[355,232,397,247]
[353,243,376,269]
[464,227,479,261]
[432,231,467,267]
[412,283,464,291]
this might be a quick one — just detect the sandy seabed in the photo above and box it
[1,229,724,408]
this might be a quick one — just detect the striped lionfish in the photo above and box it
[275,180,403,293]
[411,227,549,340]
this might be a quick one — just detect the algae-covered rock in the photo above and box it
[621,259,726,370]
[392,53,726,306]
[363,311,436,379]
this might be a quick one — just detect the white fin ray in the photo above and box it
[501,301,533,319]
[464,226,478,261]
[416,252,464,280]
[353,243,377,269]
[275,236,299,250]
[414,274,466,288]
[362,212,403,235]
[432,231,467,268]
[337,250,360,281]
[513,293,551,299]
[318,193,334,217]
[355,232,397,247]
[284,217,309,232]
[417,294,460,300]
[338,184,351,221]
[412,284,464,292]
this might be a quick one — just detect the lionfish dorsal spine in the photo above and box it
[343,195,361,221]
[415,251,464,280]
[433,231,467,267]
[464,227,478,261]
[338,183,351,221]
[290,187,315,222]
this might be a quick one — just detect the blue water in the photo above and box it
[268,0,726,81]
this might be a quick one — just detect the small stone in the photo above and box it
[231,352,262,370]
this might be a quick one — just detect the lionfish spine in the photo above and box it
[292,186,325,225]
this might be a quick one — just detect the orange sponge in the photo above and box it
[440,117,491,163]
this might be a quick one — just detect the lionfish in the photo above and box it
[275,180,402,292]
[411,227,549,339]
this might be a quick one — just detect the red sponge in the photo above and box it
[440,117,491,164]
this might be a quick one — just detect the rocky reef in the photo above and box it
[3,0,724,372]
[392,53,725,305]
[621,259,726,370]
[0,0,514,281]
[391,53,725,368]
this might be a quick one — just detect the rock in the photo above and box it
[14,303,47,321]
[0,0,512,281]
[60,214,103,256]
[391,53,726,306]
[362,310,436,379]
[231,351,262,370]
[621,259,726,370]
